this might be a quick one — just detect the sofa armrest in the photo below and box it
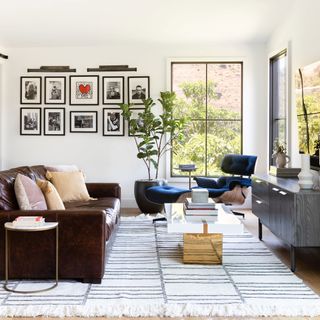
[0,209,106,282]
[86,183,121,199]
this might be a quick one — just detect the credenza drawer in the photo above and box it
[252,195,270,227]
[252,178,269,203]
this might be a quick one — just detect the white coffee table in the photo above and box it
[164,203,244,264]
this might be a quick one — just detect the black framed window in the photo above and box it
[269,50,287,165]
[170,62,243,177]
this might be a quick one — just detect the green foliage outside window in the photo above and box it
[172,81,241,177]
[296,93,320,156]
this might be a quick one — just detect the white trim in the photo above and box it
[267,44,291,171]
[165,57,245,182]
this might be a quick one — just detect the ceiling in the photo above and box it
[0,0,295,48]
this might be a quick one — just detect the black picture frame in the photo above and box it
[102,76,124,105]
[128,76,150,105]
[70,111,98,133]
[69,75,99,105]
[128,107,144,137]
[44,76,66,105]
[20,107,41,135]
[20,77,42,104]
[103,108,125,136]
[44,108,65,136]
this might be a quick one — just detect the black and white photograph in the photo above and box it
[20,108,41,135]
[70,111,98,133]
[69,75,99,105]
[128,76,150,105]
[44,108,65,135]
[20,77,42,104]
[103,108,124,136]
[103,76,124,104]
[45,77,66,104]
[128,108,144,136]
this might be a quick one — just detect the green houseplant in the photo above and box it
[119,91,186,212]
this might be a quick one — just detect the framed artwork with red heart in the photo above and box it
[69,75,99,105]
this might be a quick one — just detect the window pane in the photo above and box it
[272,57,286,119]
[171,61,242,177]
[207,120,242,176]
[207,63,242,120]
[272,119,286,145]
[270,51,287,165]
[172,121,206,176]
[172,63,206,119]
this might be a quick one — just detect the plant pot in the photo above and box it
[134,179,164,214]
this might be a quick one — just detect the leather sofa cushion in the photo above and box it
[64,197,120,211]
[64,197,120,241]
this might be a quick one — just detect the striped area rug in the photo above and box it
[1,217,320,317]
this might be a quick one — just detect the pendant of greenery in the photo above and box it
[119,91,186,180]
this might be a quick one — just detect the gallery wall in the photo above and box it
[2,42,267,207]
[267,0,320,167]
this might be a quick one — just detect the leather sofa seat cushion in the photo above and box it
[64,197,120,211]
[64,197,120,241]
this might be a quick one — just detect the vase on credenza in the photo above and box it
[298,154,313,189]
[274,152,290,168]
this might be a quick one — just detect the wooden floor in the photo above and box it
[2,208,320,320]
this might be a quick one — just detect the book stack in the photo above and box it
[12,216,45,227]
[184,198,217,216]
[269,166,301,177]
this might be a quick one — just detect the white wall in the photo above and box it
[0,47,8,169]
[3,42,267,207]
[267,0,320,167]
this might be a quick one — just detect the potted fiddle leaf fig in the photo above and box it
[119,91,186,213]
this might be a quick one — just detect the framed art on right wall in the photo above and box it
[295,60,320,169]
[128,76,150,105]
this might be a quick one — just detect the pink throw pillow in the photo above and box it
[14,173,47,210]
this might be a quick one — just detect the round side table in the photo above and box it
[4,222,59,294]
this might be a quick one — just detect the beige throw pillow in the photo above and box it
[14,173,47,210]
[46,171,91,202]
[36,179,65,210]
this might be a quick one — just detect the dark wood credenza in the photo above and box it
[252,174,320,272]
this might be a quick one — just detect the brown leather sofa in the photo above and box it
[0,165,121,284]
